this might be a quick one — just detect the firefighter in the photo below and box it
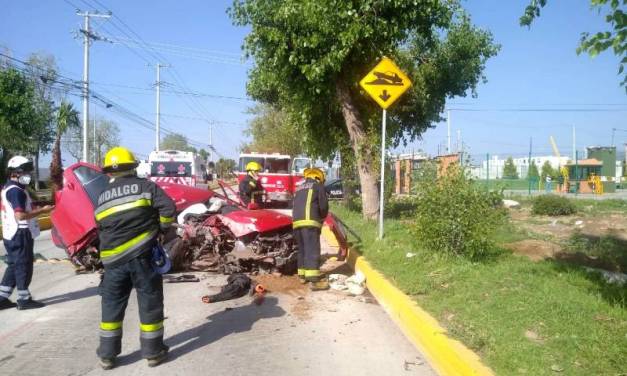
[0,156,54,310]
[239,161,264,209]
[95,147,176,370]
[292,167,329,291]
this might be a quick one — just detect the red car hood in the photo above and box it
[156,182,214,212]
[51,163,213,255]
[218,209,293,238]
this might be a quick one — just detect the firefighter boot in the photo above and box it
[0,298,17,310]
[147,345,169,368]
[99,357,116,370]
[309,279,330,291]
[16,299,46,310]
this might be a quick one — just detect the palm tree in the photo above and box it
[50,100,79,191]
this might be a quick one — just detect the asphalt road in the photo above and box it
[0,231,436,375]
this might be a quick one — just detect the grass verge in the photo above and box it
[332,203,626,376]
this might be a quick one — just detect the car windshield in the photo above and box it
[151,162,192,177]
[264,158,290,173]
[72,166,110,207]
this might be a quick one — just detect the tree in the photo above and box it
[241,104,305,156]
[229,0,499,219]
[25,53,57,189]
[0,67,38,181]
[528,160,540,180]
[198,148,209,162]
[503,157,519,179]
[66,118,121,164]
[50,101,79,190]
[520,0,626,89]
[215,158,237,178]
[161,133,197,152]
[540,160,555,181]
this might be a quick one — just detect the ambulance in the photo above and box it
[148,150,207,186]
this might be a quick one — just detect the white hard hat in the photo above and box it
[7,155,33,172]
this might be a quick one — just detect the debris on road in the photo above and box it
[163,274,200,283]
[328,272,366,295]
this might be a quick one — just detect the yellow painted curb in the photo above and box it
[0,216,51,238]
[322,227,494,376]
[38,216,52,231]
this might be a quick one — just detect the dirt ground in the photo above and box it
[505,207,627,271]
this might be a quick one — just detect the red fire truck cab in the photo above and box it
[237,153,312,205]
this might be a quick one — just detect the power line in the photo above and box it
[447,108,627,112]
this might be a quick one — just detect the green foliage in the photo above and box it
[161,133,196,152]
[50,100,79,188]
[198,148,209,162]
[0,67,38,152]
[24,53,57,156]
[67,118,121,164]
[528,160,540,179]
[242,104,304,156]
[412,163,506,258]
[229,0,499,157]
[540,160,555,181]
[229,0,499,218]
[332,202,626,376]
[520,0,627,90]
[531,194,577,216]
[502,156,519,179]
[215,158,237,178]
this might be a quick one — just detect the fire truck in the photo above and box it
[237,152,312,205]
[148,150,207,186]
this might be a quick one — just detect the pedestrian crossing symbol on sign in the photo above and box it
[359,57,412,109]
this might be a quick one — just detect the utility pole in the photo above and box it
[611,128,616,147]
[93,104,97,164]
[154,63,170,151]
[573,125,577,161]
[76,10,110,162]
[208,122,213,162]
[447,110,451,154]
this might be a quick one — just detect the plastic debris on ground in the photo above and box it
[328,271,367,295]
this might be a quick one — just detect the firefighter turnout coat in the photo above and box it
[95,175,176,268]
[239,173,264,206]
[292,178,328,229]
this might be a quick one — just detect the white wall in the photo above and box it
[470,155,569,179]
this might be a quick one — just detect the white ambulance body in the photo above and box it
[148,150,206,186]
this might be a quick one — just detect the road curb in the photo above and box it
[322,226,494,376]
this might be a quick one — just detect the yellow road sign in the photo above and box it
[359,57,412,110]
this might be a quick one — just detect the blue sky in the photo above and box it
[1,0,625,165]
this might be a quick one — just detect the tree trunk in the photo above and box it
[336,81,379,220]
[50,135,63,195]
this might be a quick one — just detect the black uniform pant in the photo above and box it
[293,227,322,281]
[97,253,166,360]
[0,229,34,302]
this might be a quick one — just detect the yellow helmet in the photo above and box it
[246,161,262,172]
[103,146,138,173]
[304,167,325,184]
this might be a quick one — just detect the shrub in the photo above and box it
[531,194,576,216]
[412,162,506,259]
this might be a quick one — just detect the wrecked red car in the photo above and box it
[51,163,297,274]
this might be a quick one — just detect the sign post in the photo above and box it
[359,57,412,239]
